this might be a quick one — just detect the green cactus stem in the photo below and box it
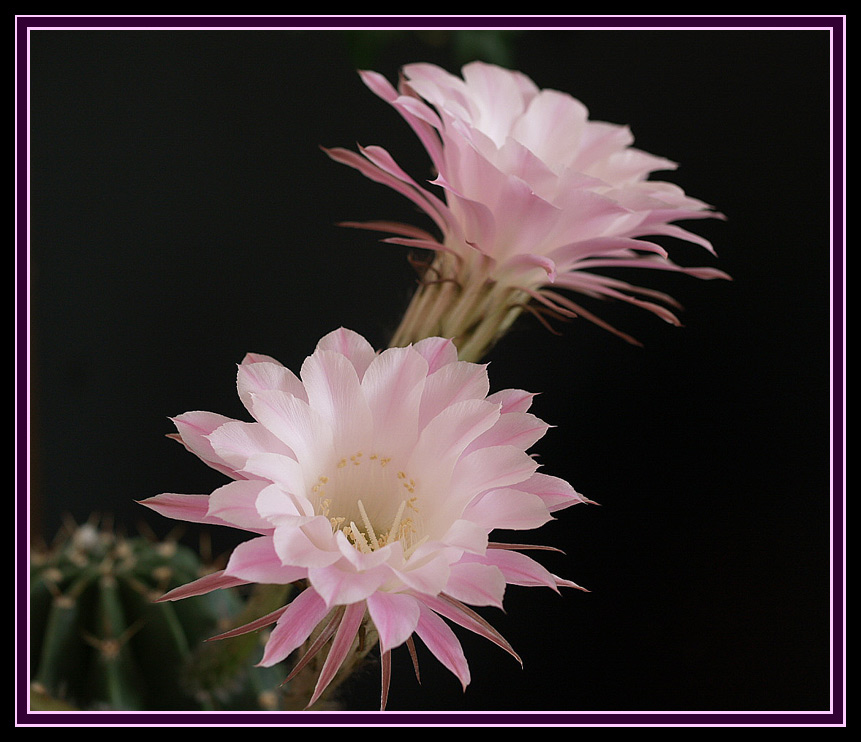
[29,516,280,711]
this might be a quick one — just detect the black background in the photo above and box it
[27,25,834,714]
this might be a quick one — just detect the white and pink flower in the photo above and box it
[141,328,590,708]
[326,61,729,359]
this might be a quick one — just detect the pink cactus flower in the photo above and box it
[141,328,590,709]
[326,61,729,359]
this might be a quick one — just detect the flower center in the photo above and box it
[310,451,425,555]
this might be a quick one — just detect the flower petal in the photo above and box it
[411,336,459,374]
[361,346,429,453]
[450,445,540,499]
[208,420,296,473]
[224,535,307,584]
[237,358,307,414]
[414,602,470,690]
[300,348,373,452]
[366,591,421,653]
[315,327,378,379]
[272,516,341,569]
[207,479,275,532]
[512,471,596,512]
[171,412,243,479]
[464,411,550,455]
[138,493,236,529]
[419,360,490,429]
[155,569,248,602]
[308,558,390,607]
[257,587,329,667]
[307,601,366,707]
[467,548,560,591]
[444,561,506,608]
[462,488,553,531]
[249,390,334,469]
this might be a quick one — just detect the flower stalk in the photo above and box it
[390,251,531,362]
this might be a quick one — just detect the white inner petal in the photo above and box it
[311,450,425,555]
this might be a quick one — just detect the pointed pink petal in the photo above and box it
[411,336,459,374]
[485,388,537,414]
[208,420,296,473]
[249,390,333,469]
[155,569,248,602]
[314,327,378,380]
[439,518,489,554]
[171,412,243,479]
[300,348,373,450]
[323,146,452,236]
[224,536,307,584]
[241,451,307,496]
[138,493,234,529]
[307,601,366,707]
[463,488,553,531]
[414,602,470,690]
[410,399,500,480]
[464,411,550,455]
[272,516,341,569]
[511,471,596,512]
[418,360,490,429]
[337,219,439,242]
[207,604,289,642]
[444,561,506,608]
[361,346,429,451]
[469,548,559,591]
[546,236,669,269]
[237,359,307,414]
[417,592,521,666]
[207,479,274,532]
[255,481,314,522]
[389,549,452,596]
[500,253,557,282]
[258,587,329,667]
[283,606,344,684]
[380,649,392,711]
[307,559,389,608]
[451,445,539,497]
[366,591,421,653]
